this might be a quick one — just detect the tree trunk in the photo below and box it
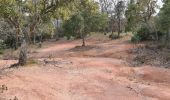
[18,40,27,66]
[118,17,121,38]
[111,18,114,35]
[82,36,85,47]
[56,19,60,40]
[165,30,170,47]
[29,24,36,44]
[155,31,159,41]
[33,32,36,44]
[15,27,20,50]
[24,28,31,44]
[111,29,114,36]
[81,32,85,47]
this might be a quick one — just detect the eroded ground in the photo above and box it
[0,34,170,100]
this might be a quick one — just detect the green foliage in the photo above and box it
[63,13,84,39]
[63,12,108,39]
[38,21,55,39]
[125,0,158,32]
[0,19,16,48]
[63,0,108,39]
[126,0,161,43]
[131,33,143,43]
[90,13,108,32]
[0,0,18,17]
[0,0,75,45]
[125,1,139,31]
[131,24,150,42]
[158,0,170,32]
[157,0,170,46]
[137,25,150,40]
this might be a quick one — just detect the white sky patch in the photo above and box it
[158,0,163,7]
[95,0,163,14]
[156,0,163,14]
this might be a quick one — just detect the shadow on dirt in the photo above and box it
[68,45,101,52]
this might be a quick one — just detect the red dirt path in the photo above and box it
[0,35,170,100]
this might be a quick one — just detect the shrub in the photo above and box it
[131,25,150,42]
[109,34,119,39]
[41,32,52,41]
[4,35,16,48]
[0,19,16,49]
[137,25,150,40]
[63,14,84,39]
[150,31,165,40]
[131,32,143,43]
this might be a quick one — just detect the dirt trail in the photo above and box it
[1,35,170,100]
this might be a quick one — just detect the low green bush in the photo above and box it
[131,24,150,43]
[131,32,142,43]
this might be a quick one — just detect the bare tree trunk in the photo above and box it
[18,40,27,66]
[118,17,121,38]
[56,19,60,40]
[155,31,159,41]
[15,27,20,50]
[151,21,159,41]
[82,36,85,47]
[33,32,36,44]
[24,28,31,44]
[38,34,42,48]
[111,30,114,36]
[111,18,115,37]
[165,30,170,47]
[81,32,85,47]
[29,24,36,44]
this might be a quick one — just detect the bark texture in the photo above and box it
[18,40,27,66]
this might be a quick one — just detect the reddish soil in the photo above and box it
[0,35,170,100]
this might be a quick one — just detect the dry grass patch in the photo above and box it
[25,59,38,66]
[128,41,170,68]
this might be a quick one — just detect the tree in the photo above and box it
[18,40,27,66]
[0,0,75,66]
[125,0,138,32]
[126,0,158,32]
[63,0,107,46]
[115,0,126,37]
[79,0,107,45]
[158,0,170,46]
[23,0,75,44]
[99,0,113,34]
[0,19,15,49]
[98,0,126,38]
[63,13,85,44]
[0,0,23,49]
[125,0,158,42]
